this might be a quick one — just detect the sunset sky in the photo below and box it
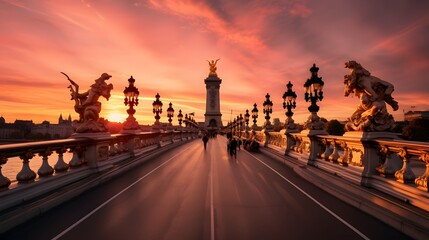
[1,0,428,126]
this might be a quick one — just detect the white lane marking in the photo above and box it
[210,149,215,240]
[52,144,195,240]
[244,151,370,240]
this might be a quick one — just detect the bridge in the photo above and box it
[0,61,428,239]
[0,129,428,239]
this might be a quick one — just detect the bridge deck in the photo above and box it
[2,137,410,240]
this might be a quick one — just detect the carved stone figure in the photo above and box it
[62,72,113,133]
[343,61,398,131]
[207,59,220,76]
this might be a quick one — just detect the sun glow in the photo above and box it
[107,113,127,123]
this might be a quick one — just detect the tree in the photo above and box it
[325,119,345,136]
[402,119,429,142]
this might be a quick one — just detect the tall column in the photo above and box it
[204,60,223,131]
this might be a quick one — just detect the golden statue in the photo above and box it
[207,59,220,76]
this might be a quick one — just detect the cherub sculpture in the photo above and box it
[62,72,113,133]
[343,61,398,131]
[207,59,220,76]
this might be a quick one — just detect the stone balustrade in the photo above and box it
[246,129,429,212]
[0,130,197,216]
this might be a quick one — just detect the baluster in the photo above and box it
[320,139,332,161]
[17,150,36,183]
[394,148,416,184]
[338,141,349,167]
[328,140,340,163]
[285,134,295,154]
[117,141,124,153]
[135,138,141,149]
[0,155,11,188]
[415,152,429,191]
[54,147,69,172]
[376,145,402,177]
[292,136,300,152]
[38,148,54,177]
[297,137,305,153]
[69,144,84,168]
[109,142,118,156]
[121,140,128,152]
[281,135,286,149]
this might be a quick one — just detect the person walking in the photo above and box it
[229,137,237,158]
[202,134,209,150]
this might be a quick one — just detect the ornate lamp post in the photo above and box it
[239,113,243,137]
[251,103,258,130]
[244,109,250,130]
[177,109,183,127]
[304,64,324,113]
[236,115,239,136]
[282,81,297,130]
[123,76,140,130]
[244,110,250,138]
[263,93,273,129]
[233,117,237,135]
[184,113,189,128]
[152,93,163,128]
[167,102,174,127]
[304,64,325,130]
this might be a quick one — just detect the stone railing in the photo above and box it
[248,129,429,212]
[0,130,197,218]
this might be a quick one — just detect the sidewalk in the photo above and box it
[259,147,429,240]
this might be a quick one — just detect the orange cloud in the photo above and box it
[0,0,428,127]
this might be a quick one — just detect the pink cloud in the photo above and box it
[146,0,266,52]
[289,1,312,17]
[0,0,428,126]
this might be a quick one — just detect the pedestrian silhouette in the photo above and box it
[229,138,237,158]
[202,134,209,150]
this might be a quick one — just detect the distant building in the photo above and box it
[0,114,73,139]
[404,111,429,122]
[0,118,33,139]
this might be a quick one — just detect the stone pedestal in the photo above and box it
[151,124,162,133]
[70,132,113,171]
[261,128,272,147]
[120,129,142,157]
[122,116,139,131]
[300,129,328,165]
[282,128,299,155]
[343,131,400,187]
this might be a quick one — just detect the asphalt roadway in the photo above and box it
[2,137,411,240]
